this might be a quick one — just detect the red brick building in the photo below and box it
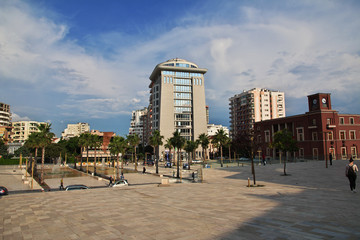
[254,93,360,161]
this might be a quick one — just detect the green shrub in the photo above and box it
[0,158,20,165]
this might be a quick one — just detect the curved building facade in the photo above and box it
[0,102,11,127]
[148,58,208,158]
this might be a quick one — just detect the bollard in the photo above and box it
[248,177,250,187]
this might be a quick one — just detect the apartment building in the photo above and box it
[61,122,90,139]
[229,88,285,138]
[11,121,48,143]
[0,102,12,143]
[148,58,208,156]
[129,108,148,145]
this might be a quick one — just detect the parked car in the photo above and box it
[0,186,8,196]
[65,184,89,191]
[165,162,172,168]
[112,179,129,187]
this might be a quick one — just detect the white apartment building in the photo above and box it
[148,58,208,156]
[207,124,229,137]
[61,122,90,139]
[11,121,48,143]
[129,107,148,144]
[0,102,11,127]
[229,88,285,138]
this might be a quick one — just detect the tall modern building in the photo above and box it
[129,107,148,145]
[61,122,90,139]
[148,58,208,157]
[11,121,48,143]
[229,88,285,138]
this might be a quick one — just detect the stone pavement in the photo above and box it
[1,160,360,239]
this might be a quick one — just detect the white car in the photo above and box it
[112,180,129,187]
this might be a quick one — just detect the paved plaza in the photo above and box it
[1,160,360,239]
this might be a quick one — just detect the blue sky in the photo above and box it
[1,0,360,137]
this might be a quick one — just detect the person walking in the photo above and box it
[59,178,64,190]
[108,176,113,187]
[345,158,358,193]
[329,153,333,166]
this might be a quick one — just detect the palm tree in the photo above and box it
[170,131,186,178]
[149,130,164,174]
[184,140,199,170]
[78,132,90,171]
[79,132,92,173]
[25,132,41,187]
[198,133,209,164]
[89,134,102,175]
[213,128,228,167]
[127,134,140,171]
[109,136,127,179]
[37,123,55,184]
[224,137,232,162]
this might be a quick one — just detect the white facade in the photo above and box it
[0,102,11,127]
[61,123,90,139]
[229,88,285,138]
[12,121,48,143]
[129,107,148,143]
[207,124,229,137]
[149,58,208,156]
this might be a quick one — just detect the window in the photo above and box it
[349,130,356,140]
[350,118,354,124]
[327,118,331,125]
[339,117,344,125]
[265,130,270,142]
[299,148,304,159]
[266,147,270,156]
[297,128,304,141]
[312,119,316,125]
[351,147,357,158]
[340,131,346,140]
[313,148,318,160]
[312,132,318,141]
[328,131,333,141]
[341,147,347,159]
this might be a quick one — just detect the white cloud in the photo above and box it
[1,0,359,127]
[11,113,30,122]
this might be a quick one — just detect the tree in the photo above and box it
[213,129,228,167]
[127,134,140,171]
[149,130,164,174]
[170,131,186,178]
[37,123,55,184]
[25,132,41,178]
[270,129,298,175]
[109,136,127,179]
[89,134,102,175]
[198,133,209,164]
[0,139,8,157]
[79,133,92,172]
[184,140,199,170]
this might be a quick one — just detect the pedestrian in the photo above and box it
[59,178,64,190]
[329,153,333,166]
[262,153,266,165]
[143,166,146,174]
[120,174,124,180]
[345,158,358,193]
[109,176,112,187]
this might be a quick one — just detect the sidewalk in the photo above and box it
[1,160,359,239]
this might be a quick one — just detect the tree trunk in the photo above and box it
[94,148,97,175]
[220,145,223,167]
[121,153,124,176]
[176,149,180,178]
[155,145,159,174]
[134,147,138,172]
[117,153,120,180]
[41,147,45,184]
[283,152,287,176]
[86,148,89,174]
